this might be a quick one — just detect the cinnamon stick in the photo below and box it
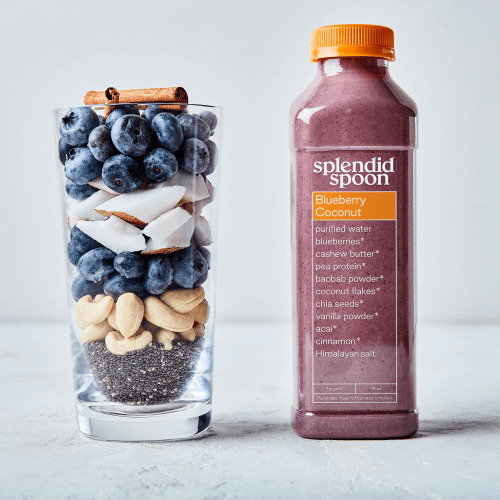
[84,87,120,117]
[103,106,115,118]
[84,87,188,105]
[84,87,119,105]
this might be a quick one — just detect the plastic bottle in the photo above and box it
[290,25,418,438]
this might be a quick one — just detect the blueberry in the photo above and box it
[59,137,73,164]
[197,246,211,269]
[143,255,173,295]
[151,113,183,152]
[68,241,85,266]
[105,105,140,129]
[88,125,117,162]
[111,115,153,157]
[178,114,211,142]
[142,104,163,125]
[71,275,104,301]
[103,272,146,299]
[70,226,101,253]
[197,111,218,133]
[143,148,178,182]
[194,266,208,287]
[60,107,100,146]
[114,252,146,278]
[179,138,210,174]
[77,247,117,283]
[167,109,187,116]
[102,154,144,193]
[98,115,106,126]
[65,147,103,185]
[172,246,208,289]
[65,180,97,200]
[204,140,218,175]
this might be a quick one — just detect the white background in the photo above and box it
[0,0,498,323]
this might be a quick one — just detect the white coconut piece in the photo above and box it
[67,190,116,221]
[143,207,192,242]
[77,216,146,254]
[65,196,79,212]
[66,198,85,228]
[148,170,209,203]
[194,179,215,213]
[142,218,195,254]
[193,215,213,246]
[95,185,186,226]
[88,176,121,195]
[67,214,80,229]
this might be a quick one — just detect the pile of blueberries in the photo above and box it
[68,226,211,301]
[60,104,217,301]
[60,104,218,197]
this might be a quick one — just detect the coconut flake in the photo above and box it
[67,190,116,221]
[193,215,213,246]
[148,170,209,202]
[142,218,195,254]
[95,185,186,225]
[88,176,121,195]
[143,207,192,242]
[77,216,146,254]
[193,179,215,213]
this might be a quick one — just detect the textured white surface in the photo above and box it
[1,322,499,499]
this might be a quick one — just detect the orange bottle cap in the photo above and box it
[311,24,395,62]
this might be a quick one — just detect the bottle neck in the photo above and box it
[317,57,389,78]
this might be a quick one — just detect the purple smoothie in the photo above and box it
[290,41,417,438]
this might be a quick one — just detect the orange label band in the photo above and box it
[313,191,396,221]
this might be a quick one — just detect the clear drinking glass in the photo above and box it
[53,103,222,441]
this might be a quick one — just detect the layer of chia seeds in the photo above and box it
[84,338,204,405]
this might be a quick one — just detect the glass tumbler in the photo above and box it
[53,103,222,441]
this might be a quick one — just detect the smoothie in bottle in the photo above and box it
[290,25,418,438]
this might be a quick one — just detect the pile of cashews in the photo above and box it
[76,287,209,355]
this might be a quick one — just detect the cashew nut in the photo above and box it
[80,319,115,343]
[160,287,205,314]
[193,322,205,339]
[107,305,118,330]
[116,293,144,338]
[105,330,153,355]
[76,295,114,330]
[135,326,145,336]
[94,294,106,303]
[144,296,194,332]
[190,299,209,324]
[154,329,179,350]
[178,327,196,342]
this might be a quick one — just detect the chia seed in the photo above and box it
[84,338,204,405]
